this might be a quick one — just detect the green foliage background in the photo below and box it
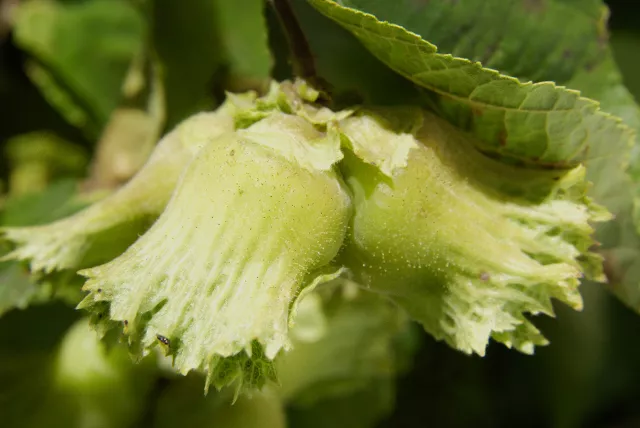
[1,0,640,427]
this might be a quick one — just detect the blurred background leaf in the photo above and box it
[287,0,419,106]
[153,0,273,128]
[13,0,145,137]
[0,179,95,315]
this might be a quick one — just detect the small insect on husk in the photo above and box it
[156,334,170,346]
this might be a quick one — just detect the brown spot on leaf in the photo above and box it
[523,0,545,13]
[498,129,508,147]
[584,61,598,72]
[601,250,619,285]
[480,272,490,281]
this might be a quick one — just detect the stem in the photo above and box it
[268,0,331,100]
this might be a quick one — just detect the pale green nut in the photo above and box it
[338,109,610,356]
[0,106,234,274]
[25,318,155,428]
[78,113,351,392]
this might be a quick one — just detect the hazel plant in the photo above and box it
[337,108,609,355]
[79,104,352,391]
[2,81,611,392]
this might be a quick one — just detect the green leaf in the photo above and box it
[153,0,272,128]
[13,0,145,135]
[153,0,224,128]
[330,0,640,200]
[562,26,640,314]
[211,0,273,89]
[1,180,84,227]
[565,54,640,205]
[0,260,86,317]
[5,132,88,195]
[566,55,640,312]
[0,180,89,315]
[21,61,93,133]
[567,55,640,313]
[0,263,42,315]
[288,0,419,106]
[307,0,633,168]
[335,0,640,144]
[337,0,609,87]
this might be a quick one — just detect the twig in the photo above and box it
[268,0,331,99]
